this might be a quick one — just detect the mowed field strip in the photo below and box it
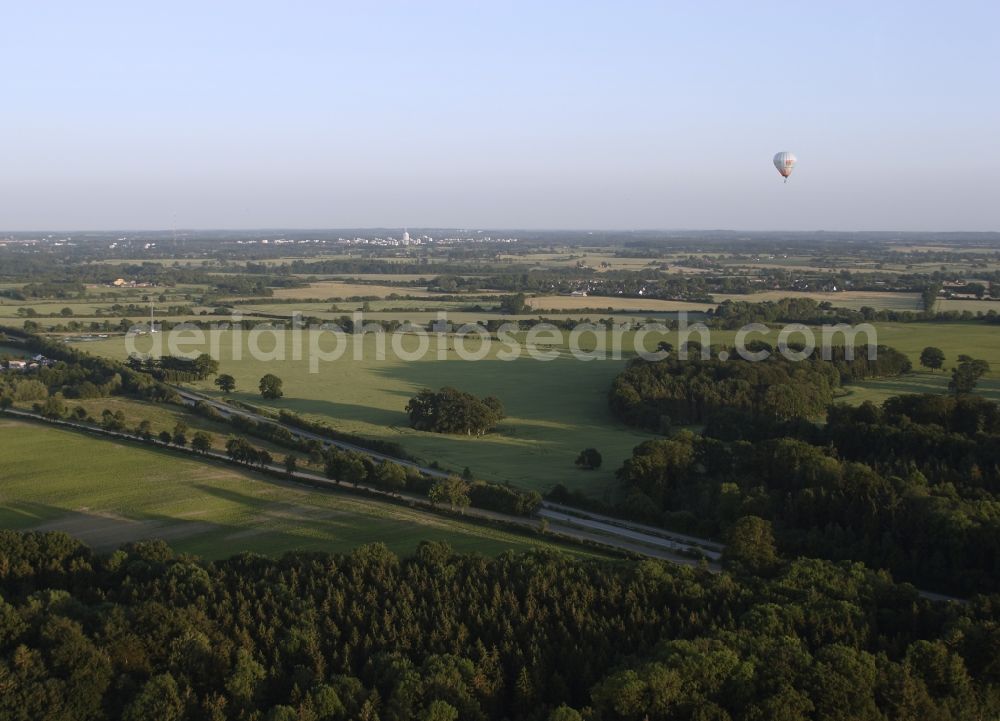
[0,419,606,559]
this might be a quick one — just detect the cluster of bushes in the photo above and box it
[468,480,542,516]
[126,353,220,382]
[406,387,505,436]
[224,436,273,468]
[225,412,309,453]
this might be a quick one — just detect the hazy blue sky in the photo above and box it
[2,1,998,231]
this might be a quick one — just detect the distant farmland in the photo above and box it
[528,295,714,312]
[711,290,923,311]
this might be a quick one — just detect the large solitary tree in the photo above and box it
[258,374,284,399]
[920,346,945,372]
[215,373,237,393]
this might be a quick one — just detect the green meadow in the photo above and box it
[868,322,1000,368]
[0,419,603,560]
[74,330,656,495]
[68,320,999,496]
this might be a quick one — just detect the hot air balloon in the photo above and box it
[773,152,796,182]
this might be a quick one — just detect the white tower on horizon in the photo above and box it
[402,228,410,243]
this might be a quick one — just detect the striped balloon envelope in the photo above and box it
[773,152,797,182]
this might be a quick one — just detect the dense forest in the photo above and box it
[612,392,1000,595]
[1,531,999,721]
[609,347,911,428]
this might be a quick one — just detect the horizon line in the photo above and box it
[3,227,1000,236]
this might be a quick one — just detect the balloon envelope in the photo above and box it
[773,152,796,178]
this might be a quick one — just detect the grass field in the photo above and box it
[266,281,435,300]
[66,319,999,498]
[711,290,923,311]
[243,299,478,315]
[935,298,1000,313]
[865,322,1000,369]
[0,419,604,559]
[837,372,1000,406]
[72,331,655,496]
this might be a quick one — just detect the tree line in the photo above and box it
[609,346,911,428]
[708,297,1000,329]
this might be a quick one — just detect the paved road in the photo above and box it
[2,397,971,603]
[541,501,725,554]
[538,507,722,561]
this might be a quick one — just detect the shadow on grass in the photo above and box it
[5,493,603,561]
